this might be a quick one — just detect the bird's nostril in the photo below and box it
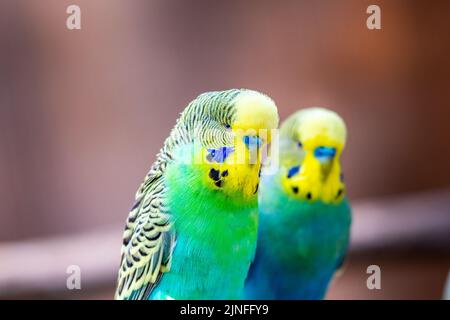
[292,186,299,194]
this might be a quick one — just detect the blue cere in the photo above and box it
[314,146,336,161]
[287,165,300,178]
[243,135,262,149]
[207,146,234,163]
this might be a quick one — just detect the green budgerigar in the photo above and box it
[244,107,351,299]
[115,89,279,300]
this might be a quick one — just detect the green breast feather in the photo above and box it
[150,143,259,299]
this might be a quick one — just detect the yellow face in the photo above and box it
[280,108,347,204]
[201,91,279,199]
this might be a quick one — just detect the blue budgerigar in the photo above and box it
[244,107,351,299]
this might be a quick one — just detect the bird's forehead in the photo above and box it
[296,110,346,147]
[232,91,279,131]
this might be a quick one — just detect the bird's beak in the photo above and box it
[243,135,263,150]
[242,135,263,165]
[297,146,337,176]
[311,146,337,181]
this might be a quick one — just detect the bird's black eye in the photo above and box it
[297,142,303,148]
[225,124,231,129]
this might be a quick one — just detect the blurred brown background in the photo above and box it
[0,0,449,299]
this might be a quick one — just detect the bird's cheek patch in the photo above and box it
[206,146,234,163]
[286,165,300,179]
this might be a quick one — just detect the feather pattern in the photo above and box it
[115,89,261,299]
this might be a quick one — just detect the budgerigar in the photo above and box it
[115,89,279,300]
[244,107,351,300]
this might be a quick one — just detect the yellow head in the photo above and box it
[279,107,347,204]
[223,91,279,198]
[179,89,279,200]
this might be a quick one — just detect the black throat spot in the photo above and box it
[209,168,221,181]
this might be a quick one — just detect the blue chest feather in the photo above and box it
[244,173,351,300]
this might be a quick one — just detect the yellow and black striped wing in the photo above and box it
[115,172,175,300]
